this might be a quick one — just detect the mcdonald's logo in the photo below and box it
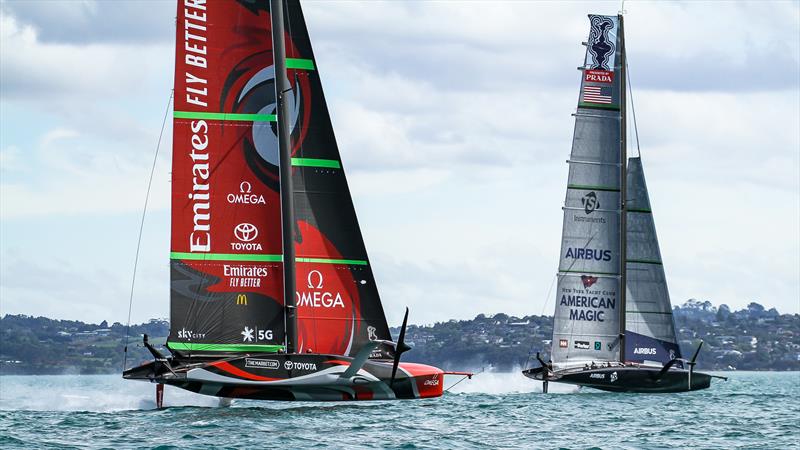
[236,294,248,305]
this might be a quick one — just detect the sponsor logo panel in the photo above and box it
[177,328,206,340]
[558,275,618,323]
[589,373,605,379]
[284,360,318,371]
[633,347,658,355]
[245,358,279,370]
[586,15,617,71]
[584,69,614,84]
[241,326,274,342]
[559,339,569,348]
[574,340,591,350]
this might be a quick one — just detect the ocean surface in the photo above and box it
[0,371,797,449]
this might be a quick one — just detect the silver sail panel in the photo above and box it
[624,157,682,365]
[551,14,623,369]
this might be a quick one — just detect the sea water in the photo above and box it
[0,372,797,449]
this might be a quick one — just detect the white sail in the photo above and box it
[625,157,682,365]
[551,15,623,369]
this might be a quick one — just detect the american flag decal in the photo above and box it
[582,85,613,104]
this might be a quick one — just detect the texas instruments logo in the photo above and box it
[581,192,600,214]
[581,275,599,288]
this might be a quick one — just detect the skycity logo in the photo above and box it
[581,192,600,214]
[231,223,262,251]
[296,270,345,308]
[177,328,205,340]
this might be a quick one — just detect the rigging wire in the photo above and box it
[626,61,642,158]
[523,272,558,368]
[123,90,173,371]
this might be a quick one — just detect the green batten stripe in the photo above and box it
[560,270,620,276]
[297,257,368,266]
[627,208,652,213]
[291,158,341,169]
[174,111,277,122]
[167,342,285,352]
[567,184,620,192]
[627,259,663,265]
[286,58,316,70]
[171,252,367,265]
[170,252,283,262]
[578,102,621,111]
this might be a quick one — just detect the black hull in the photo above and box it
[523,365,713,393]
[124,353,445,401]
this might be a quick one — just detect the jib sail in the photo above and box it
[167,0,392,358]
[285,2,393,358]
[625,157,682,365]
[551,14,623,369]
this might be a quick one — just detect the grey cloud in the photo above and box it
[2,0,174,44]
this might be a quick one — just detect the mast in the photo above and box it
[271,0,297,354]
[618,13,628,364]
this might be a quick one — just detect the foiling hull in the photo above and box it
[522,365,712,393]
[124,353,444,401]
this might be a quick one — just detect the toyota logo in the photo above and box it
[284,360,293,370]
[234,223,258,242]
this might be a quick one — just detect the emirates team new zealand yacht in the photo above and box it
[124,0,468,404]
[523,14,725,393]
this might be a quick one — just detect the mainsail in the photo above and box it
[625,157,682,365]
[551,15,623,369]
[167,0,392,358]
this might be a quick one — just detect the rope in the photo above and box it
[444,367,484,393]
[123,90,173,371]
[626,61,641,157]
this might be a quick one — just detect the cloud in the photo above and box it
[0,0,174,44]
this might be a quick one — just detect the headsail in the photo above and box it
[167,0,392,358]
[551,14,623,369]
[284,2,393,358]
[625,157,682,365]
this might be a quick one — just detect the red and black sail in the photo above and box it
[167,0,392,358]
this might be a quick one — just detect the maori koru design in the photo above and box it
[587,16,615,70]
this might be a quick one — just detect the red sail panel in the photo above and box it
[168,0,289,353]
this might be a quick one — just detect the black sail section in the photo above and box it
[284,1,394,358]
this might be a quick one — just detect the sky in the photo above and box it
[0,0,798,327]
